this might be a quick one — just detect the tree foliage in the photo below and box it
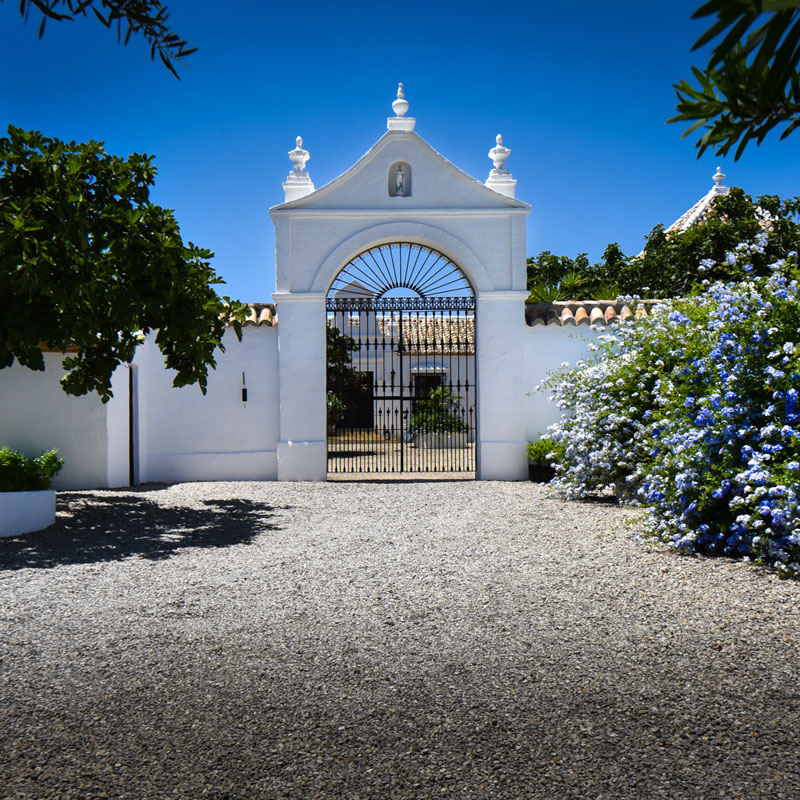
[617,189,800,296]
[526,245,626,301]
[0,125,247,401]
[326,325,359,394]
[326,325,371,427]
[9,0,195,77]
[670,0,800,159]
[527,189,800,300]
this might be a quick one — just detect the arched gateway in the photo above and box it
[326,243,476,474]
[270,85,531,481]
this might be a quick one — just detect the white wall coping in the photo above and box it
[477,290,530,302]
[272,292,326,304]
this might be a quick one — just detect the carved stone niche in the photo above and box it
[388,161,411,197]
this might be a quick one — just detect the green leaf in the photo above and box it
[0,124,241,398]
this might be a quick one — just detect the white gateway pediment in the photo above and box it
[272,131,529,213]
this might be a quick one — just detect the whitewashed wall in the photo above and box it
[136,325,279,483]
[1,316,600,489]
[523,324,600,443]
[134,319,592,484]
[0,353,129,489]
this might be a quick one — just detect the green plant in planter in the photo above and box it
[409,386,468,434]
[527,438,559,464]
[527,437,563,483]
[0,447,63,492]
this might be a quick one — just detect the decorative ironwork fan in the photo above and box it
[328,243,472,299]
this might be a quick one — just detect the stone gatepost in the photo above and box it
[475,290,530,480]
[274,292,327,481]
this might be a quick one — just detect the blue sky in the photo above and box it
[3,0,799,301]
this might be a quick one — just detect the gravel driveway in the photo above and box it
[1,480,799,799]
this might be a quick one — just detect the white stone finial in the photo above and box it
[711,165,729,196]
[288,136,310,172]
[485,133,516,198]
[283,135,314,202]
[488,134,511,171]
[392,83,409,117]
[387,83,415,131]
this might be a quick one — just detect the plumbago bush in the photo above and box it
[544,247,800,576]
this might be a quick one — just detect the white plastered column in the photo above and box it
[274,292,328,480]
[475,290,529,480]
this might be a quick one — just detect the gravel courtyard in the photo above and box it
[1,480,799,800]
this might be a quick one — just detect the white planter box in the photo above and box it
[0,490,56,537]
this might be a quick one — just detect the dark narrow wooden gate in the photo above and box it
[326,244,476,475]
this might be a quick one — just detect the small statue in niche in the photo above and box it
[395,164,405,195]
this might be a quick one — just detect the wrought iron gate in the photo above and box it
[326,243,476,475]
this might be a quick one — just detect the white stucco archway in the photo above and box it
[270,88,531,480]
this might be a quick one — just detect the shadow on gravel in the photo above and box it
[576,494,620,505]
[0,492,282,571]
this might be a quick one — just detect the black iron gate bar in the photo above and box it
[326,296,476,474]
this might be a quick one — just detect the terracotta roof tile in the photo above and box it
[240,300,662,332]
[664,189,722,235]
[376,316,475,354]
[525,300,662,327]
[559,307,575,326]
[242,303,277,327]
